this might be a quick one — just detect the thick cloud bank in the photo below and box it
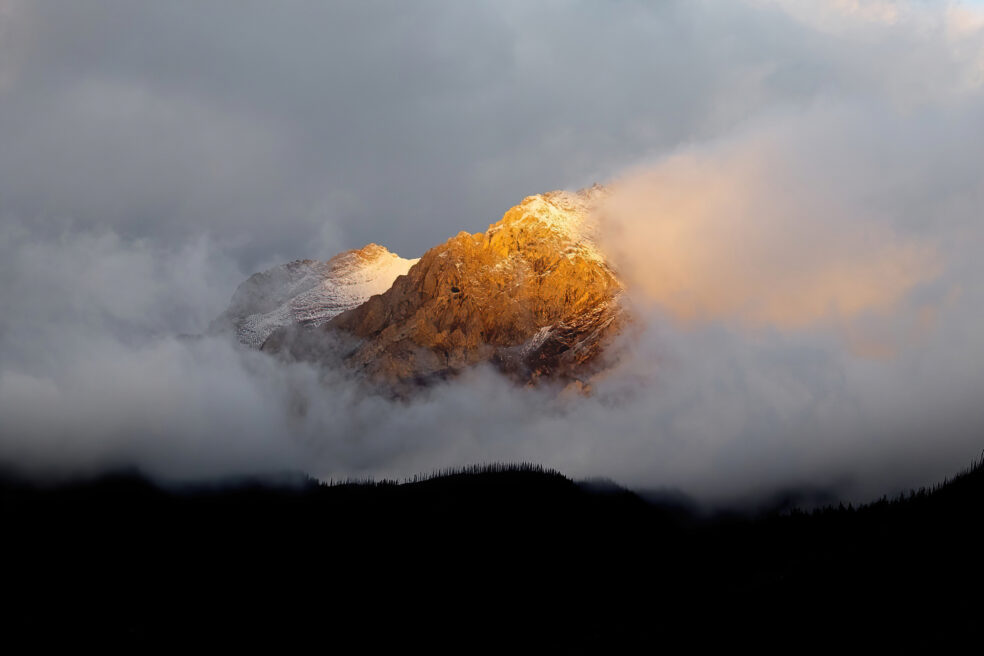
[2,1,984,504]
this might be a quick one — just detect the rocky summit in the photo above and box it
[233,186,625,389]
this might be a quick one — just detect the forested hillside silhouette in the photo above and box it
[3,457,983,650]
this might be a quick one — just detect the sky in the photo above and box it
[2,0,984,505]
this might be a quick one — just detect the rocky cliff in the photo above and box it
[261,186,625,388]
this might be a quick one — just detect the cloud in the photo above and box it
[3,0,980,271]
[594,103,944,336]
[2,1,984,505]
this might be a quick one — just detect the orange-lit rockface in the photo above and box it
[263,186,625,387]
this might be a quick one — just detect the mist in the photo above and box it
[2,0,984,505]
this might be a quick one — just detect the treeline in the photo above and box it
[3,454,984,650]
[323,461,560,487]
[403,461,560,484]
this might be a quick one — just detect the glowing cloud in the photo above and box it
[594,110,939,337]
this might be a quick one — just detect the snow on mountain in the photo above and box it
[215,244,418,347]
[489,184,609,265]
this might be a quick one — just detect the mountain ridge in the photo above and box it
[221,186,627,388]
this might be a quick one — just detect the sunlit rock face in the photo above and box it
[213,244,418,347]
[263,186,625,388]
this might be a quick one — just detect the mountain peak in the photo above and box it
[489,186,610,265]
[312,186,625,388]
[231,185,626,389]
[330,243,392,265]
[214,244,417,347]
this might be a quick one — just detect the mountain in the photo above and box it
[222,186,626,387]
[212,244,418,347]
[321,186,624,386]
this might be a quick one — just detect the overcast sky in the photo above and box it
[8,0,979,272]
[2,1,984,504]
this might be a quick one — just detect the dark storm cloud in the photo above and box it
[2,1,984,504]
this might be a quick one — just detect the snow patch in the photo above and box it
[509,187,608,264]
[220,245,418,347]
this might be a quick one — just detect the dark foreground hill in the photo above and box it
[3,459,984,651]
